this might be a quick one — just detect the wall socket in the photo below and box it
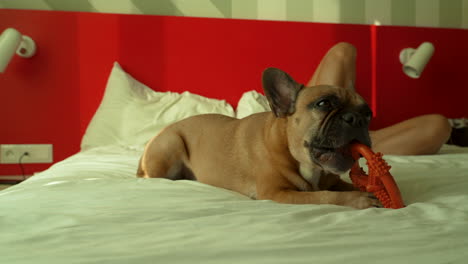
[0,144,53,164]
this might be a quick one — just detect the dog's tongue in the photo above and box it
[317,152,334,163]
[313,144,355,173]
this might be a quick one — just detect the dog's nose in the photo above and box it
[341,112,366,128]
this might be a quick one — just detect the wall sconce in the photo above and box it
[0,28,36,73]
[399,42,434,79]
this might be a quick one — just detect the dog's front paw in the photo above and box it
[345,191,382,209]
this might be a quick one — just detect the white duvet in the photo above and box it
[1,145,468,264]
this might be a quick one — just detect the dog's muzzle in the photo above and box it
[309,111,371,173]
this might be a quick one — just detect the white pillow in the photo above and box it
[81,62,235,150]
[236,90,271,119]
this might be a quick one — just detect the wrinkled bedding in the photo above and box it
[1,145,468,264]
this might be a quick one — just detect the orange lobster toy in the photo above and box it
[349,143,405,209]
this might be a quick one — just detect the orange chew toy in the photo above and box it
[349,143,405,209]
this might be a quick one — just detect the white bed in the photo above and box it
[1,63,468,264]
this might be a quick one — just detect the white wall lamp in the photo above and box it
[0,28,37,73]
[399,42,434,79]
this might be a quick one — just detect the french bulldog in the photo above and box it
[138,68,380,209]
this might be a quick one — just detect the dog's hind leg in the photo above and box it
[137,132,195,180]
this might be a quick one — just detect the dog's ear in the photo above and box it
[262,68,303,118]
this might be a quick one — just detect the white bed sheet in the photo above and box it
[1,145,468,264]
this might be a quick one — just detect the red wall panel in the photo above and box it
[77,13,120,138]
[111,16,372,106]
[0,10,81,176]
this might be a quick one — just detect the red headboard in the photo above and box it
[1,9,467,176]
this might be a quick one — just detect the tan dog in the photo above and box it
[138,68,381,209]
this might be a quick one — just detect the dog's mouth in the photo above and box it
[310,143,355,173]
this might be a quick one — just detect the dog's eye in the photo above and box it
[308,95,339,111]
[316,99,331,108]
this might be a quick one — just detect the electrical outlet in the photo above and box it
[0,144,53,164]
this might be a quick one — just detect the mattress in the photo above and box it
[1,144,468,264]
